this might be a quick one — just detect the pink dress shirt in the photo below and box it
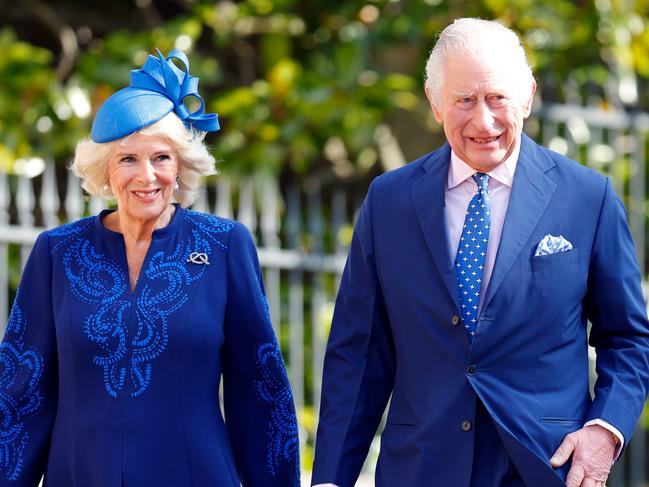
[445,146,518,312]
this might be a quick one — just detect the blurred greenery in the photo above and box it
[2,0,649,182]
[2,0,649,476]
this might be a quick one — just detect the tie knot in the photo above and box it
[472,173,489,192]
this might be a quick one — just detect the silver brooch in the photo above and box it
[186,252,210,265]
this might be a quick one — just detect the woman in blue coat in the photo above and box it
[0,49,300,486]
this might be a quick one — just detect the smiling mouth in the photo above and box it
[132,189,161,200]
[469,135,501,144]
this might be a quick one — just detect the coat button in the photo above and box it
[461,420,472,432]
[451,315,460,326]
[466,365,477,376]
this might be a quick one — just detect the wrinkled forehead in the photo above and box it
[443,50,527,97]
[446,72,518,96]
[108,132,174,157]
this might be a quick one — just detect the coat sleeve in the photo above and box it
[585,178,649,445]
[311,183,396,487]
[0,232,58,486]
[221,222,300,486]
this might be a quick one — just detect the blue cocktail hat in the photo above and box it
[90,49,220,143]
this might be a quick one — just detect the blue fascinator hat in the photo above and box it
[90,49,220,143]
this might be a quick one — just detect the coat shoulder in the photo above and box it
[533,140,607,192]
[184,209,237,233]
[370,147,446,196]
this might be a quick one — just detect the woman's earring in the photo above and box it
[102,183,109,192]
[174,176,180,190]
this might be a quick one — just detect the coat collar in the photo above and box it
[481,133,556,310]
[411,134,557,314]
[412,143,459,310]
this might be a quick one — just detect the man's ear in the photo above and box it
[425,85,444,124]
[522,79,537,118]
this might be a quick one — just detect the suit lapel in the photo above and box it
[411,144,460,310]
[483,134,557,310]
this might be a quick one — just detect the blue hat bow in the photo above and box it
[91,49,220,143]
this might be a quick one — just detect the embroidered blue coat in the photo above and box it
[0,206,300,486]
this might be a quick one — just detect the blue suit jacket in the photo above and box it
[312,134,649,487]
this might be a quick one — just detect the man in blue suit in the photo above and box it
[311,18,649,487]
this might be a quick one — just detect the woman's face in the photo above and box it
[106,133,178,225]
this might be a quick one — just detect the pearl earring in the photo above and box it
[174,176,179,190]
[102,184,109,192]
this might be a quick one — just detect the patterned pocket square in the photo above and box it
[535,234,573,257]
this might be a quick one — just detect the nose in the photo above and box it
[136,159,156,184]
[471,99,495,131]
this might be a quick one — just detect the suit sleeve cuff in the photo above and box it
[584,419,624,459]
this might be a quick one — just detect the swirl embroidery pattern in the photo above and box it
[52,211,233,397]
[0,301,45,480]
[49,217,93,254]
[254,341,300,482]
[63,236,131,397]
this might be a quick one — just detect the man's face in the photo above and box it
[428,53,535,172]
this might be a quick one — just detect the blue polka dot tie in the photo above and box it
[454,173,491,339]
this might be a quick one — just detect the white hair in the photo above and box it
[71,113,217,207]
[424,18,535,107]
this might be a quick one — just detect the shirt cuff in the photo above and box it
[584,418,624,459]
[312,484,339,487]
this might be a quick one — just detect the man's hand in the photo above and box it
[550,424,617,487]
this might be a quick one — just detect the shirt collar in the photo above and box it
[447,141,520,189]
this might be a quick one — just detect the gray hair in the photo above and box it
[424,18,535,108]
[71,113,217,207]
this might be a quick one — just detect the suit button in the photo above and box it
[466,365,477,376]
[461,420,472,432]
[451,315,460,326]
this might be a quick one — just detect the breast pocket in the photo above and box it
[531,248,580,270]
[531,249,588,303]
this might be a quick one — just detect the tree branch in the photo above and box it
[23,0,79,80]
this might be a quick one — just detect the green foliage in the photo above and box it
[2,0,649,179]
[0,29,60,169]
